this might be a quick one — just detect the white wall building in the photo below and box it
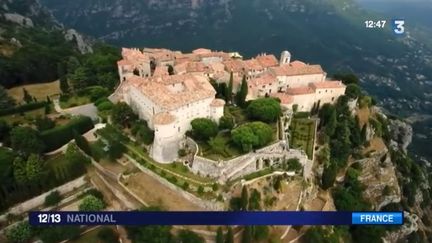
[120,74,224,163]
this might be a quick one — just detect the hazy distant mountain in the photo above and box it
[40,0,432,159]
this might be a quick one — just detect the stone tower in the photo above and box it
[280,50,291,66]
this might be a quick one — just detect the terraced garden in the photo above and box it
[289,118,316,159]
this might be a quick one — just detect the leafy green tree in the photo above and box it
[177,230,204,243]
[111,102,137,128]
[321,163,337,190]
[253,226,269,241]
[0,85,16,109]
[5,222,32,243]
[324,108,337,137]
[333,73,359,85]
[44,190,62,207]
[350,226,386,243]
[79,195,105,211]
[67,56,81,76]
[231,122,273,152]
[246,98,281,123]
[10,126,45,156]
[65,143,90,165]
[231,125,258,152]
[236,75,248,107]
[0,119,11,141]
[349,117,362,148]
[69,66,91,91]
[97,227,119,243]
[34,116,55,131]
[225,72,233,103]
[345,84,362,99]
[74,131,92,156]
[22,88,34,104]
[219,116,234,130]
[126,225,174,243]
[225,227,234,243]
[25,154,43,183]
[216,227,224,243]
[191,118,218,140]
[241,186,248,211]
[39,226,82,243]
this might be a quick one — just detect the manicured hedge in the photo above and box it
[0,101,47,116]
[41,116,94,151]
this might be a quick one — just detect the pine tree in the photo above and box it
[225,72,233,103]
[23,88,33,104]
[225,227,234,243]
[241,186,248,211]
[216,227,224,243]
[236,75,248,107]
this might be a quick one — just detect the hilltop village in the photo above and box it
[114,47,346,163]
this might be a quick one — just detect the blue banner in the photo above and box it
[28,211,404,226]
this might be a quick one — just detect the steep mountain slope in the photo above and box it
[41,0,432,160]
[0,0,94,87]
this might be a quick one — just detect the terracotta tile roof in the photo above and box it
[270,63,324,77]
[270,93,294,104]
[153,112,176,125]
[289,60,307,68]
[309,81,345,89]
[244,59,264,71]
[125,74,215,110]
[256,55,279,68]
[186,62,211,73]
[223,59,246,73]
[250,73,276,86]
[286,87,315,95]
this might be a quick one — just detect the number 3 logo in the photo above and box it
[393,19,405,35]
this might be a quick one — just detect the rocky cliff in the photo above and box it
[0,0,92,54]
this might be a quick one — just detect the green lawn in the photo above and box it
[60,95,91,109]
[0,107,46,124]
[289,118,316,159]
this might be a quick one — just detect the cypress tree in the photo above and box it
[23,88,33,104]
[236,75,248,107]
[225,227,234,243]
[241,227,252,243]
[361,124,368,144]
[216,227,224,243]
[225,72,233,103]
[241,186,248,211]
[58,62,69,94]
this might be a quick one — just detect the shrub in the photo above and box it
[0,101,47,116]
[41,116,94,151]
[97,101,114,111]
[178,149,187,157]
[44,191,62,207]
